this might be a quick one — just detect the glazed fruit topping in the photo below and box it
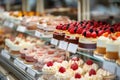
[89,69,96,76]
[47,61,53,67]
[75,73,81,78]
[91,31,97,38]
[71,62,78,70]
[86,59,93,65]
[59,66,66,73]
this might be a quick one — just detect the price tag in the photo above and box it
[1,50,11,59]
[26,68,36,77]
[9,22,14,28]
[51,38,59,46]
[103,61,116,74]
[58,41,68,50]
[67,43,78,53]
[17,25,26,32]
[117,65,120,78]
[35,31,43,37]
[14,59,27,70]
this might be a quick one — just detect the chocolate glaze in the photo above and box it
[78,42,96,49]
[53,33,65,40]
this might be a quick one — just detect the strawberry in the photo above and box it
[59,67,66,73]
[98,30,104,36]
[71,56,79,61]
[71,62,78,70]
[47,61,53,67]
[76,27,83,34]
[86,59,93,65]
[89,69,96,76]
[75,73,81,78]
[91,31,97,38]
[86,31,91,37]
[69,28,75,34]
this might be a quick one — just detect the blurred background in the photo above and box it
[0,0,120,22]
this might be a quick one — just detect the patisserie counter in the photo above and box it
[0,11,120,80]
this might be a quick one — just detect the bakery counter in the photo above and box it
[0,49,42,80]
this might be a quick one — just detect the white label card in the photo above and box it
[9,22,14,28]
[17,25,26,32]
[26,68,36,77]
[35,31,43,37]
[67,43,78,53]
[103,61,116,74]
[58,41,68,50]
[1,50,11,59]
[14,59,27,70]
[51,38,59,46]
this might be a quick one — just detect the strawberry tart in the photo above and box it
[83,59,99,72]
[84,69,103,80]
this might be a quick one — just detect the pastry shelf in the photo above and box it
[0,49,42,80]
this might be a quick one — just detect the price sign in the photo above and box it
[1,50,11,59]
[26,68,36,77]
[58,41,68,50]
[14,59,27,70]
[67,43,78,53]
[17,25,26,32]
[51,38,59,46]
[34,31,43,37]
[103,61,116,74]
[9,22,14,28]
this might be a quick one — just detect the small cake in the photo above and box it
[83,59,99,72]
[96,33,109,55]
[64,25,79,44]
[70,73,83,80]
[20,48,30,59]
[97,68,115,80]
[42,61,58,80]
[53,24,67,40]
[54,66,73,80]
[69,56,84,67]
[25,51,36,62]
[84,69,103,80]
[104,39,119,61]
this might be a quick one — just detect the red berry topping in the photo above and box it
[59,67,66,73]
[75,73,81,78]
[76,27,83,34]
[86,31,91,37]
[98,30,104,36]
[71,62,78,70]
[69,28,75,34]
[86,59,93,65]
[89,69,96,76]
[47,61,53,67]
[71,56,79,61]
[91,31,97,38]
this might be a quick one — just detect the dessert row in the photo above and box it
[41,57,115,80]
[0,11,72,37]
[96,32,120,65]
[53,21,120,49]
